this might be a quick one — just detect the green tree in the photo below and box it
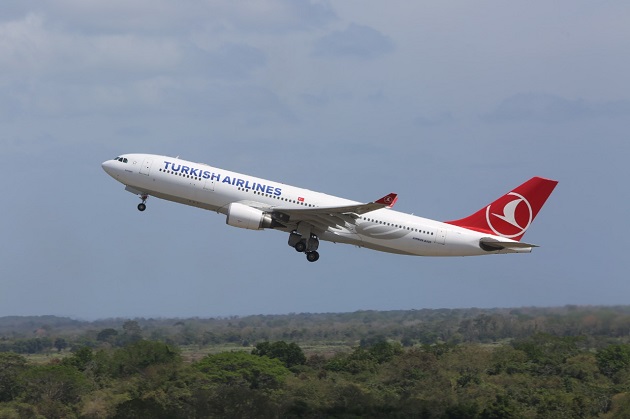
[601,392,630,419]
[596,344,630,378]
[108,340,180,377]
[112,397,175,419]
[61,346,94,372]
[22,363,89,415]
[119,320,143,345]
[251,341,306,368]
[190,384,282,419]
[79,388,130,419]
[326,347,378,375]
[96,328,118,343]
[108,354,193,418]
[0,353,27,402]
[443,402,479,419]
[11,338,52,354]
[53,338,67,352]
[487,345,527,375]
[422,342,455,359]
[122,320,142,336]
[195,351,290,390]
[480,395,519,419]
[512,333,582,375]
[0,402,41,418]
[367,340,403,364]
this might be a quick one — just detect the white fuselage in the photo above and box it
[102,154,528,257]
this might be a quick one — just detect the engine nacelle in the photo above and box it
[226,203,274,230]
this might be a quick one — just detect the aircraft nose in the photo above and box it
[102,160,115,176]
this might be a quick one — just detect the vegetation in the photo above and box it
[1,306,630,417]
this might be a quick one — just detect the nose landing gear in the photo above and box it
[137,194,148,211]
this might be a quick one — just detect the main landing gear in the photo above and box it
[289,232,320,262]
[137,194,148,211]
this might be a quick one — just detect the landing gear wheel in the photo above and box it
[306,251,320,262]
[137,194,148,211]
[294,240,307,253]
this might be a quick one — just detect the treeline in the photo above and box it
[2,306,630,352]
[2,336,630,417]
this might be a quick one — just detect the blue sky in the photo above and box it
[1,1,628,319]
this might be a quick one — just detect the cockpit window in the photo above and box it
[115,157,128,163]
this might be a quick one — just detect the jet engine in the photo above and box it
[226,203,276,230]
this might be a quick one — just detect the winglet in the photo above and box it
[375,193,398,208]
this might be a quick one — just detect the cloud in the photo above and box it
[0,14,266,81]
[200,43,266,79]
[415,111,454,127]
[162,83,298,123]
[0,2,332,122]
[483,93,630,123]
[298,88,355,107]
[313,23,394,59]
[224,0,336,33]
[0,14,268,119]
[1,0,335,35]
[0,78,296,123]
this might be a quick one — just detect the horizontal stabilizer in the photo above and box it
[479,237,538,250]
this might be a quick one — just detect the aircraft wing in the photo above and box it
[272,193,398,231]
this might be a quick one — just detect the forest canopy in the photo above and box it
[1,305,630,417]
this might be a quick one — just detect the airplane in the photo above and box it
[102,154,558,262]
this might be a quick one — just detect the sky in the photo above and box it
[1,1,629,320]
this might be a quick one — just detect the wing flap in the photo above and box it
[275,193,397,217]
[271,193,397,231]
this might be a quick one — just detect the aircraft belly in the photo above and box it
[125,172,225,212]
[320,230,363,247]
[357,230,486,257]
[358,239,417,255]
[436,233,487,257]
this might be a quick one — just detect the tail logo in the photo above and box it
[485,192,533,238]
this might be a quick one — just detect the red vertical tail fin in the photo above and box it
[445,177,558,241]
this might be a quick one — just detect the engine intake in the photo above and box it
[226,203,275,230]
